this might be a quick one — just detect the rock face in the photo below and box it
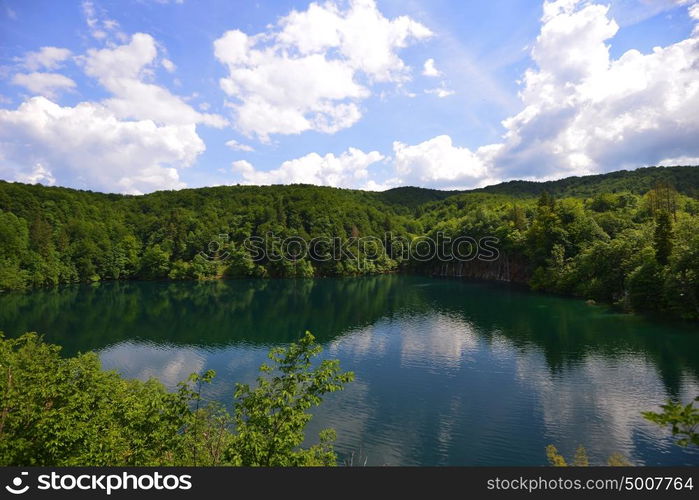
[427,254,530,284]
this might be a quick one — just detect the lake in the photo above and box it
[1,275,697,466]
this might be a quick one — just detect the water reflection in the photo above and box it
[99,342,207,389]
[0,276,425,352]
[0,276,697,465]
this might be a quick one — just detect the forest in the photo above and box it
[1,165,698,320]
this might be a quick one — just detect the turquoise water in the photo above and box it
[1,275,697,465]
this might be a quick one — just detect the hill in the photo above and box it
[470,165,699,198]
[1,165,698,319]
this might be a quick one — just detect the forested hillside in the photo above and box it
[1,166,698,319]
[472,165,699,198]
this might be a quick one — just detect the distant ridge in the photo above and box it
[366,166,699,207]
[469,165,699,198]
[1,166,697,207]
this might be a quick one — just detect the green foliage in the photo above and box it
[0,331,352,466]
[662,215,699,318]
[230,331,354,466]
[140,244,171,280]
[653,211,673,265]
[0,332,189,465]
[642,397,699,447]
[0,182,416,286]
[627,253,664,312]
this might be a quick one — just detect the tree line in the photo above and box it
[1,166,698,319]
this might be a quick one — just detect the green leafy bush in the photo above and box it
[0,331,353,466]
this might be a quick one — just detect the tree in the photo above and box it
[664,231,699,319]
[139,244,171,279]
[627,253,664,312]
[653,210,673,265]
[537,190,555,210]
[229,332,354,466]
[647,181,678,220]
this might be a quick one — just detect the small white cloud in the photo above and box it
[21,47,72,71]
[422,58,441,77]
[83,0,97,27]
[15,163,56,185]
[103,19,119,30]
[161,58,176,72]
[233,147,385,188]
[11,72,76,98]
[82,0,124,40]
[657,155,699,166]
[425,86,454,98]
[231,159,254,173]
[225,139,254,152]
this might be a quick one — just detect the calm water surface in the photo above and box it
[1,275,698,465]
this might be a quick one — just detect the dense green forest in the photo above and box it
[1,165,698,319]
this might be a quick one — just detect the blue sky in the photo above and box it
[0,0,698,193]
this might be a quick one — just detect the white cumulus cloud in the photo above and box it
[378,0,699,189]
[391,135,494,189]
[11,72,76,98]
[232,147,385,189]
[0,97,203,194]
[15,163,56,186]
[0,31,229,194]
[214,0,432,140]
[20,46,72,71]
[488,0,699,180]
[83,33,227,128]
